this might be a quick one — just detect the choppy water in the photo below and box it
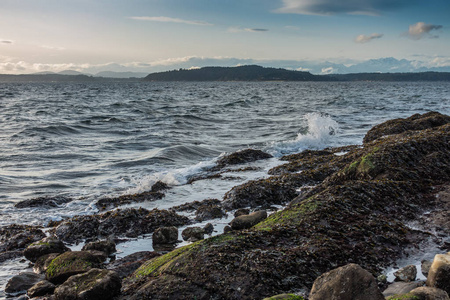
[0,81,449,297]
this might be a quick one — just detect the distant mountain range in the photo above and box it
[1,65,449,82]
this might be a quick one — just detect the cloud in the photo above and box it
[130,16,212,26]
[275,0,413,16]
[228,27,269,33]
[321,66,337,74]
[354,33,384,43]
[405,22,443,40]
[1,40,13,44]
[41,45,65,51]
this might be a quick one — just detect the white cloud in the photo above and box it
[354,33,383,43]
[228,27,269,33]
[130,16,213,26]
[40,45,65,51]
[275,0,412,16]
[321,66,337,74]
[405,22,443,40]
[1,40,13,44]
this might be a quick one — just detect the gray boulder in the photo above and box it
[309,263,384,300]
[5,272,44,296]
[33,253,60,274]
[383,281,424,297]
[422,260,432,277]
[54,268,121,300]
[82,239,116,256]
[181,227,205,242]
[230,210,267,230]
[394,265,417,282]
[107,251,160,278]
[27,280,55,298]
[411,286,450,300]
[24,236,70,263]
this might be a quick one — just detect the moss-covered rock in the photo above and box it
[0,224,46,253]
[46,251,103,284]
[119,113,450,299]
[24,236,70,263]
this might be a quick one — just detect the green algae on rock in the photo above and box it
[119,112,449,299]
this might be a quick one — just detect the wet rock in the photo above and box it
[309,264,384,300]
[0,224,46,252]
[422,259,433,277]
[410,286,450,300]
[234,208,250,217]
[152,226,178,245]
[45,251,103,284]
[222,175,299,210]
[181,227,205,242]
[383,281,424,297]
[27,280,55,298]
[215,148,272,170]
[96,190,165,211]
[50,208,190,243]
[5,272,45,296]
[223,225,232,233]
[24,236,70,263]
[230,210,267,230]
[85,250,108,263]
[394,265,417,282]
[171,198,221,212]
[150,180,170,193]
[54,268,121,300]
[107,251,160,278]
[14,196,72,209]
[0,250,24,263]
[363,111,450,144]
[426,253,450,294]
[82,239,116,256]
[203,223,214,235]
[195,203,226,221]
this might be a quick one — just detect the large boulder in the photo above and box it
[45,251,103,284]
[309,264,384,300]
[195,203,226,221]
[181,227,205,242]
[230,210,267,230]
[54,268,121,300]
[383,281,424,297]
[15,195,72,209]
[426,253,450,294]
[33,253,60,274]
[410,286,450,300]
[5,272,44,296]
[24,236,70,262]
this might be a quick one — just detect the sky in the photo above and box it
[0,0,449,75]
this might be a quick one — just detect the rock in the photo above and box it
[234,208,250,217]
[309,264,384,300]
[230,210,267,230]
[5,272,45,296]
[215,148,273,169]
[181,227,205,242]
[363,111,450,144]
[0,224,46,252]
[107,251,160,278]
[422,260,432,277]
[85,250,108,263]
[54,268,121,300]
[34,253,60,274]
[45,251,103,284]
[171,198,221,212]
[151,180,170,193]
[394,265,417,282]
[410,286,450,300]
[0,250,24,263]
[195,203,226,221]
[426,253,450,294]
[203,223,214,235]
[383,281,424,297]
[82,239,116,256]
[223,225,232,233]
[263,294,305,299]
[14,196,72,209]
[24,236,70,263]
[27,280,55,298]
[152,226,178,245]
[50,208,190,243]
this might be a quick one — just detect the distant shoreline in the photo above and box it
[1,65,450,82]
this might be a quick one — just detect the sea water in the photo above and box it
[0,81,449,295]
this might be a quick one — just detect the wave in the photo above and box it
[269,112,340,156]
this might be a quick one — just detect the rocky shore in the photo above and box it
[1,111,449,299]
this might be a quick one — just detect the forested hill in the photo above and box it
[144,65,324,81]
[144,65,450,82]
